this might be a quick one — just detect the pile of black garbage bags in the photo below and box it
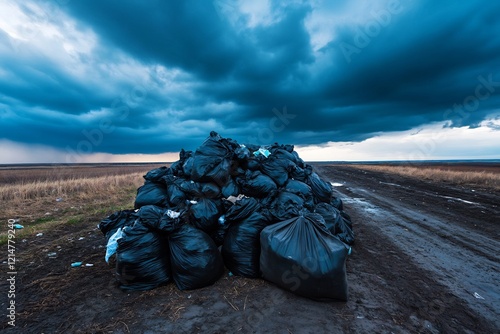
[99,131,354,301]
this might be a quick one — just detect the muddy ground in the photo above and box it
[1,165,499,333]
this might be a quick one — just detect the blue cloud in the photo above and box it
[0,0,499,157]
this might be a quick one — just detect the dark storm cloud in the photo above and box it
[1,0,500,157]
[313,0,500,135]
[0,31,108,114]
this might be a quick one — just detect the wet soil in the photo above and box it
[1,165,498,333]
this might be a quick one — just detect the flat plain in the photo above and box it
[1,163,498,333]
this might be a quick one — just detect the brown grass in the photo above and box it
[0,173,144,202]
[0,166,158,244]
[0,164,165,185]
[348,165,500,190]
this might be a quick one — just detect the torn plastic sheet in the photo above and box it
[226,194,248,203]
[166,210,181,219]
[253,148,271,158]
[105,228,123,263]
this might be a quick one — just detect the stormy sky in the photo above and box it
[1,0,499,163]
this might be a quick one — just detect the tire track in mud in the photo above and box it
[351,187,498,264]
[317,165,500,330]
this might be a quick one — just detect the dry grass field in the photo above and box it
[0,173,143,201]
[346,164,500,190]
[0,164,163,244]
[0,164,165,185]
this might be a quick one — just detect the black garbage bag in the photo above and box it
[291,151,305,168]
[314,203,354,245]
[136,204,187,233]
[177,178,202,197]
[234,145,251,160]
[289,165,307,182]
[331,197,343,211]
[260,155,295,187]
[230,162,247,177]
[269,191,305,221]
[221,178,240,198]
[99,209,138,241]
[188,198,223,233]
[199,182,221,199]
[255,187,278,210]
[237,170,277,198]
[169,160,183,176]
[223,196,260,220]
[163,176,188,207]
[191,131,233,185]
[260,213,349,301]
[137,205,199,237]
[222,197,268,277]
[210,214,230,246]
[304,166,333,203]
[284,179,314,209]
[144,166,171,182]
[270,144,305,167]
[246,158,262,171]
[134,181,169,209]
[168,224,225,290]
[182,156,195,177]
[136,204,165,223]
[268,145,297,163]
[115,219,171,291]
[170,149,193,177]
[283,144,294,153]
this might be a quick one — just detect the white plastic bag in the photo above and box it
[105,227,123,262]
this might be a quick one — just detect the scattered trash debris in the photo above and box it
[71,262,83,267]
[474,292,485,299]
[47,252,57,257]
[56,197,63,202]
[85,263,94,267]
[13,224,24,229]
[36,233,43,237]
[78,237,85,240]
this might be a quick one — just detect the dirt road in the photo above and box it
[1,165,498,333]
[317,165,500,333]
